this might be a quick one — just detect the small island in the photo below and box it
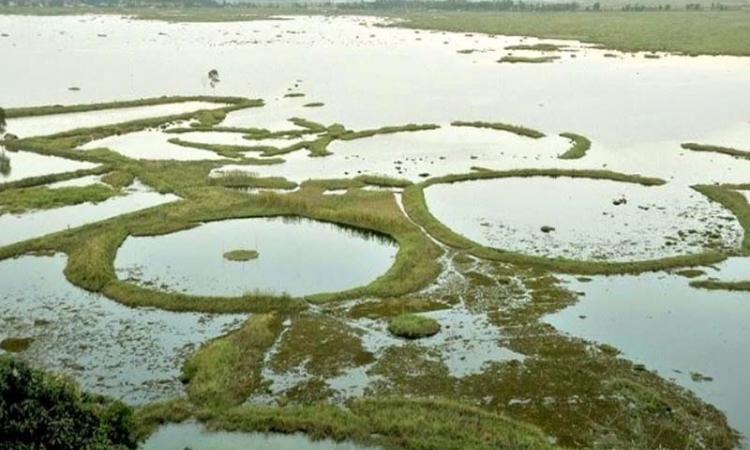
[223,249,259,262]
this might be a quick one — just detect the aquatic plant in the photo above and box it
[681,142,750,160]
[505,43,565,51]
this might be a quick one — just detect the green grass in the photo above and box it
[4,95,249,119]
[181,313,283,408]
[223,249,260,261]
[209,171,298,190]
[303,102,325,108]
[101,170,135,189]
[0,337,34,353]
[0,184,117,214]
[388,313,441,338]
[498,55,561,63]
[452,120,545,139]
[391,11,750,56]
[681,142,750,160]
[692,184,750,253]
[338,123,440,141]
[558,132,592,159]
[505,43,566,51]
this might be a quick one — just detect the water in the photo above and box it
[142,422,379,450]
[545,273,750,447]
[0,181,178,247]
[0,255,245,404]
[80,129,225,160]
[0,149,96,183]
[5,101,224,138]
[115,217,398,297]
[424,177,742,261]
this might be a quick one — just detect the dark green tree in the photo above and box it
[0,357,138,450]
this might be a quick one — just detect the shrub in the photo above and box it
[0,357,138,450]
[388,313,441,339]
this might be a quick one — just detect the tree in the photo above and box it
[0,357,138,450]
[0,106,6,134]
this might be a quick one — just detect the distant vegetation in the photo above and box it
[0,357,138,450]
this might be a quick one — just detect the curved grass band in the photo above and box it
[402,169,750,275]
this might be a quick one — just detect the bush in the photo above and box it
[0,357,138,450]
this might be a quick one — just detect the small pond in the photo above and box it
[424,177,742,262]
[0,255,245,404]
[115,216,398,297]
[0,149,97,183]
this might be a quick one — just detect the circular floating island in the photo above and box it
[414,171,743,268]
[115,217,397,298]
[223,249,259,262]
[388,313,441,339]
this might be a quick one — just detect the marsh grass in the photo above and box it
[505,43,565,51]
[498,55,560,64]
[209,171,297,190]
[452,120,545,139]
[101,170,135,189]
[0,184,117,214]
[681,142,750,160]
[558,132,592,159]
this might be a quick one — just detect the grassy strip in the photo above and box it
[558,132,592,159]
[401,169,732,275]
[167,137,278,159]
[498,55,560,63]
[681,142,750,160]
[209,171,298,190]
[0,166,109,192]
[354,174,412,188]
[452,120,545,139]
[338,123,440,141]
[138,397,557,450]
[505,43,565,51]
[289,117,328,133]
[690,279,750,292]
[692,184,750,253]
[4,95,249,119]
[0,184,117,214]
[181,313,283,408]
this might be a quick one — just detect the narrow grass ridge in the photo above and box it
[558,132,592,159]
[452,120,545,139]
[681,142,750,160]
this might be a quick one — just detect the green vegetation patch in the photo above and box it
[505,43,565,51]
[388,313,441,339]
[303,102,325,108]
[0,357,138,450]
[0,184,117,214]
[452,120,545,139]
[182,314,283,408]
[558,132,592,159]
[0,337,34,353]
[223,249,259,261]
[209,171,298,190]
[682,142,750,160]
[498,55,560,64]
[101,170,135,189]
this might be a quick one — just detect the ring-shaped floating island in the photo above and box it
[403,169,748,275]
